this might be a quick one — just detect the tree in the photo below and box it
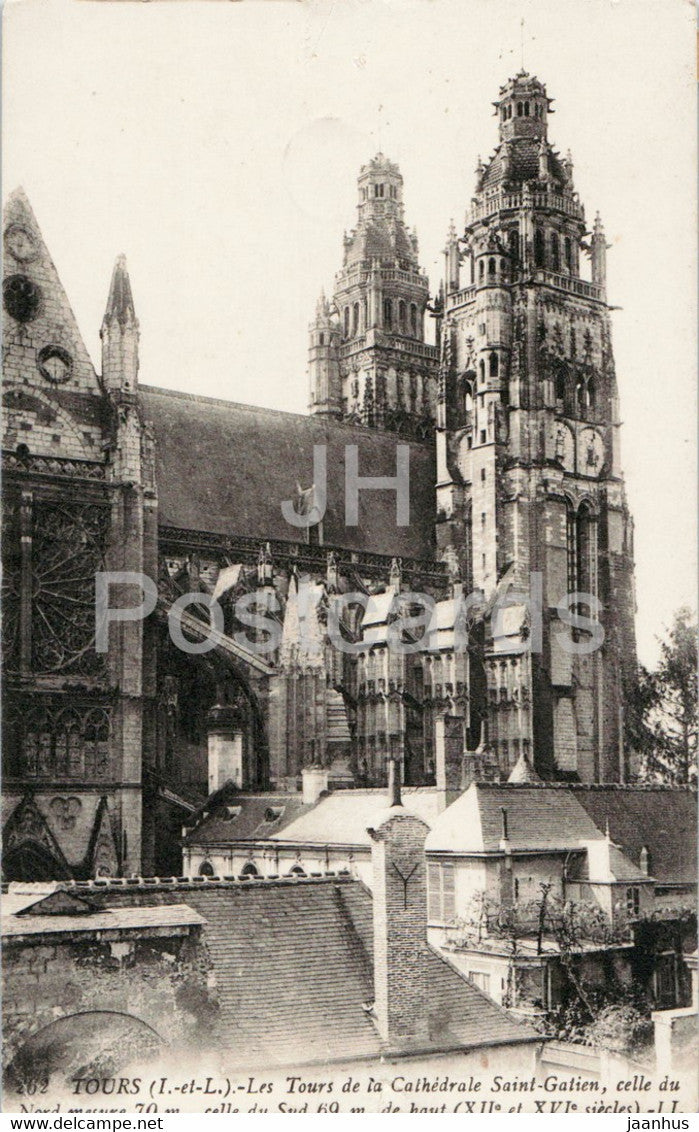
[635,607,698,785]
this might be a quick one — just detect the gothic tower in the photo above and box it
[309,153,439,436]
[436,73,637,783]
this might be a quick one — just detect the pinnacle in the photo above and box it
[103,253,136,328]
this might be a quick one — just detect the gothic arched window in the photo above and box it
[478,359,485,385]
[410,303,418,335]
[343,307,350,336]
[508,228,519,263]
[551,233,560,271]
[463,380,473,415]
[383,298,392,329]
[534,229,545,268]
[352,302,359,337]
[587,378,596,413]
[199,861,215,877]
[575,380,585,416]
[489,351,499,378]
[567,500,598,601]
[555,365,566,403]
[488,257,496,279]
[524,101,530,116]
[240,862,259,877]
[398,299,406,331]
[517,102,523,116]
[564,236,573,273]
[479,260,485,281]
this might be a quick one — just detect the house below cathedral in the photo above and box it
[2,72,640,881]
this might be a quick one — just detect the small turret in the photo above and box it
[308,290,341,418]
[538,135,549,180]
[563,149,575,190]
[591,212,608,289]
[444,220,460,294]
[101,255,139,393]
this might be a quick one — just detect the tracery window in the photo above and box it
[4,696,111,780]
[566,501,598,602]
[2,494,109,678]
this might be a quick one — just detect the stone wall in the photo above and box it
[3,926,216,1080]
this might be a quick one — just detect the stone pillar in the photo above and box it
[207,705,244,793]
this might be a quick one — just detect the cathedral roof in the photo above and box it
[138,385,436,559]
[480,138,567,192]
[344,218,416,266]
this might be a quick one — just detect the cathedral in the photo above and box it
[1,72,638,880]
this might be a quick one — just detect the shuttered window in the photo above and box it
[427,861,456,924]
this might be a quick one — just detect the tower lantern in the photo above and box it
[495,71,552,144]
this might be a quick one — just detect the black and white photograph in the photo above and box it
[1,0,697,1116]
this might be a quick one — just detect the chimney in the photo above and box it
[498,805,514,907]
[387,753,402,808]
[207,705,244,792]
[500,806,509,845]
[302,764,328,805]
[434,713,466,808]
[640,845,650,877]
[367,805,431,1051]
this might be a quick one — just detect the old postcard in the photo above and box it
[2,0,697,1117]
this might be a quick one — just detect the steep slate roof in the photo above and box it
[138,385,436,559]
[571,787,697,886]
[425,784,603,854]
[183,788,311,848]
[60,876,536,1066]
[268,788,443,849]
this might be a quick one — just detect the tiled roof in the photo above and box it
[184,787,311,847]
[138,386,436,559]
[64,876,537,1065]
[571,787,697,886]
[269,788,443,848]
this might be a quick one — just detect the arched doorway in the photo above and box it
[4,1011,163,1096]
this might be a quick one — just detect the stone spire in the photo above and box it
[101,254,139,393]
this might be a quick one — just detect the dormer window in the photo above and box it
[264,806,284,823]
[223,806,242,821]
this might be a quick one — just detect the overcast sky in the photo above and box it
[3,0,696,667]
